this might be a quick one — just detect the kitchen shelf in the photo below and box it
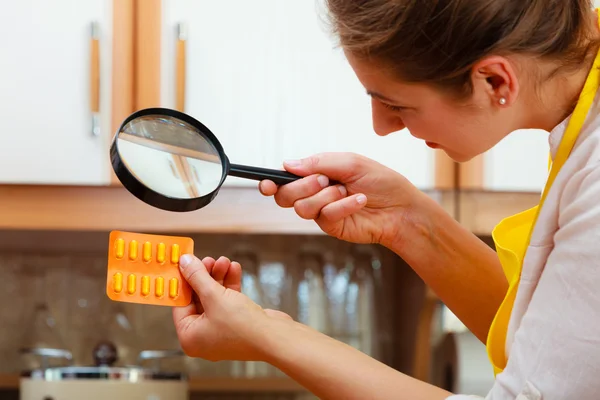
[0,184,322,234]
[0,374,18,389]
[0,374,304,393]
[0,184,539,236]
[457,190,540,236]
[188,377,305,392]
[0,185,452,234]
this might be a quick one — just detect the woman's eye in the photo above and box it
[381,102,405,112]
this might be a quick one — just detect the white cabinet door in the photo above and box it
[482,129,549,192]
[161,0,435,189]
[0,0,112,185]
[271,0,435,189]
[161,0,281,187]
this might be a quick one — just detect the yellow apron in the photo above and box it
[486,9,600,376]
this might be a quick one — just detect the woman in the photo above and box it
[173,1,600,398]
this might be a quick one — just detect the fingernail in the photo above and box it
[338,185,347,196]
[180,254,194,269]
[356,194,367,205]
[284,159,300,167]
[317,175,329,188]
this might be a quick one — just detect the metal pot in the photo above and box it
[19,342,188,400]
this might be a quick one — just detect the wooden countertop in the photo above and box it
[0,184,539,236]
[457,190,539,236]
[0,184,322,234]
[0,374,305,392]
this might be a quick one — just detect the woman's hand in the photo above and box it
[173,254,451,400]
[260,152,423,247]
[173,254,291,362]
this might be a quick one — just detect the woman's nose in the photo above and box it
[371,99,406,136]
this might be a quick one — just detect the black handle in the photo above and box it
[228,163,301,185]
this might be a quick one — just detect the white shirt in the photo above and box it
[448,94,600,400]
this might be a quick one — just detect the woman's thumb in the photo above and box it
[179,254,222,300]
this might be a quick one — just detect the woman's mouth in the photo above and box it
[425,141,439,149]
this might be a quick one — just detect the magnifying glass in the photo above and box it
[109,107,303,212]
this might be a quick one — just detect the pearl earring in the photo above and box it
[499,97,507,105]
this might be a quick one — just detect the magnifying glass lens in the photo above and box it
[117,115,224,199]
[111,108,305,212]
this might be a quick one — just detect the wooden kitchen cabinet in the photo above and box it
[460,129,550,193]
[157,0,439,189]
[455,129,549,235]
[0,0,115,185]
[0,0,447,190]
[0,0,459,234]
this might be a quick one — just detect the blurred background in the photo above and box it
[0,0,556,399]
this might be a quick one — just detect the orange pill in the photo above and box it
[169,278,179,299]
[141,276,151,297]
[115,239,125,259]
[113,273,123,293]
[157,243,166,263]
[143,242,152,262]
[129,240,138,261]
[155,277,165,298]
[171,244,180,264]
[127,274,136,294]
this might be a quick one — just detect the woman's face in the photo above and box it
[345,52,526,162]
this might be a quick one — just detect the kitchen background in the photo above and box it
[0,0,566,398]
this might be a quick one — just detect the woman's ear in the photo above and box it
[471,56,520,108]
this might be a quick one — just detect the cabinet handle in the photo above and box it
[90,21,100,136]
[176,22,187,111]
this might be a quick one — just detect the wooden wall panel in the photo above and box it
[110,0,135,185]
[458,155,484,189]
[434,151,457,190]
[134,0,162,108]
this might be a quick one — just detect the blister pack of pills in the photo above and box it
[106,230,193,307]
